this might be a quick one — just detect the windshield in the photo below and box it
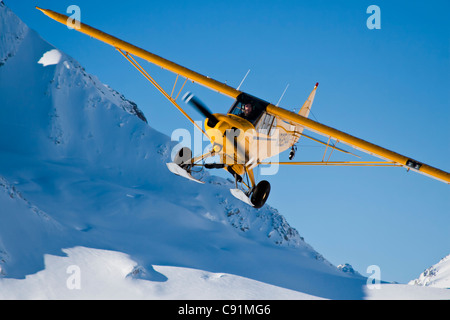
[228,93,269,124]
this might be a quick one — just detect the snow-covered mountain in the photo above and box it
[409,255,450,289]
[337,263,362,277]
[0,2,449,299]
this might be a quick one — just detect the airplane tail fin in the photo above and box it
[298,82,319,118]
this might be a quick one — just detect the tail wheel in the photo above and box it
[251,180,271,209]
[174,147,193,171]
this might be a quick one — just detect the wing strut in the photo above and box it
[260,161,402,167]
[116,49,208,138]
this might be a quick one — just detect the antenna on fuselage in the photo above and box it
[276,84,290,106]
[237,69,251,90]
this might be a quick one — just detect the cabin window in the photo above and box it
[229,101,260,123]
[256,113,277,136]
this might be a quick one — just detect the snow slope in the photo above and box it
[409,255,450,289]
[0,2,449,299]
[0,247,322,300]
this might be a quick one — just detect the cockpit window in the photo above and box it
[229,101,259,122]
[228,93,269,124]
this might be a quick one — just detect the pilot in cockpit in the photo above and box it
[240,103,254,121]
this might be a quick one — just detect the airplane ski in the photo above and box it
[230,189,254,207]
[166,163,204,184]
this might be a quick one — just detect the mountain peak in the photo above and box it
[409,254,450,289]
[337,263,363,277]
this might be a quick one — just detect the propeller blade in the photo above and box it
[182,92,219,127]
[183,92,248,166]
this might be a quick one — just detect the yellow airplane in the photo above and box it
[37,7,449,208]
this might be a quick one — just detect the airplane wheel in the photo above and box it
[251,180,271,209]
[174,147,192,171]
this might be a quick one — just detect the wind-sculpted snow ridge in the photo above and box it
[51,56,147,125]
[0,1,28,66]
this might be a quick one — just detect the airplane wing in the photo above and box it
[265,104,450,184]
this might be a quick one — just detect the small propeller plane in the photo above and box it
[37,7,450,208]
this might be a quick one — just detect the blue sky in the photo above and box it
[8,0,449,284]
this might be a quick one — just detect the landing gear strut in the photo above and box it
[174,147,193,172]
[169,147,271,208]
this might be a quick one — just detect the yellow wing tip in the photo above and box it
[35,6,48,16]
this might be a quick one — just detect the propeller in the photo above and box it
[182,91,249,173]
[182,92,219,127]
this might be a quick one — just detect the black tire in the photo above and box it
[251,180,271,209]
[174,147,192,170]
